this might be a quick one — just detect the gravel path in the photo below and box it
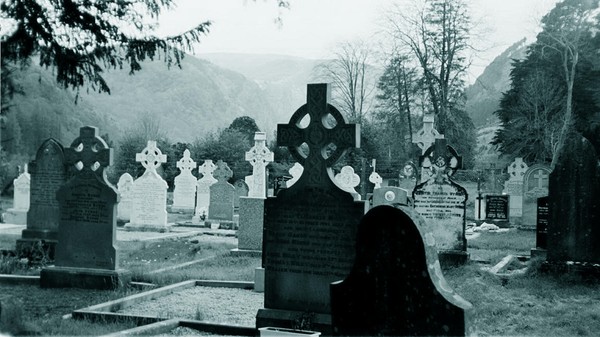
[118,286,263,327]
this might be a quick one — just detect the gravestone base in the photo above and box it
[254,267,264,293]
[439,251,469,267]
[169,206,195,214]
[123,223,173,233]
[205,220,238,230]
[1,209,27,225]
[230,248,262,258]
[540,261,600,281]
[530,248,547,259]
[485,219,511,229]
[40,267,131,290]
[15,238,57,261]
[256,308,332,335]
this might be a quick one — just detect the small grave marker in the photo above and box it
[2,167,30,224]
[245,132,274,198]
[334,165,361,200]
[192,160,217,223]
[207,160,235,227]
[172,149,197,213]
[116,173,134,223]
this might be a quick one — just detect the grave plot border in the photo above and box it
[71,280,255,326]
[100,318,256,337]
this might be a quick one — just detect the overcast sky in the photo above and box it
[156,0,561,83]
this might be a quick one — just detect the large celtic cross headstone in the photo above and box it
[277,83,359,188]
[136,141,167,173]
[177,149,197,173]
[65,126,112,175]
[245,132,274,198]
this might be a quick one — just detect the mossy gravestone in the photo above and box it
[41,126,129,289]
[16,138,67,260]
[257,83,365,333]
[331,205,471,336]
[544,131,600,274]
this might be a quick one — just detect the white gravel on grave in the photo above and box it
[118,286,263,327]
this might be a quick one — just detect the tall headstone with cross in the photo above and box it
[413,138,469,266]
[2,165,31,225]
[503,157,528,219]
[412,114,445,183]
[245,132,274,198]
[172,149,197,213]
[116,173,134,223]
[40,126,129,289]
[206,160,236,228]
[124,141,170,232]
[192,159,217,223]
[256,83,365,333]
[521,164,551,230]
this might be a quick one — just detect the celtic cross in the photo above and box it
[419,138,462,182]
[277,83,359,188]
[136,141,167,172]
[507,157,528,182]
[65,126,112,175]
[412,114,445,155]
[198,160,217,180]
[213,160,233,182]
[177,149,197,174]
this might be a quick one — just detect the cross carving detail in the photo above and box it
[177,149,197,173]
[277,83,359,187]
[213,160,233,182]
[412,114,444,155]
[419,138,462,182]
[65,126,112,174]
[136,141,167,172]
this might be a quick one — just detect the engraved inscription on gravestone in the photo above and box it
[485,195,509,221]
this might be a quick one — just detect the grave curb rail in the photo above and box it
[0,274,40,285]
[99,318,257,337]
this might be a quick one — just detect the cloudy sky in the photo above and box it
[157,0,560,83]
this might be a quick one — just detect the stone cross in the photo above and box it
[177,149,197,173]
[335,166,360,193]
[507,157,528,182]
[245,132,274,198]
[533,170,549,189]
[198,160,217,179]
[369,171,382,189]
[65,126,112,174]
[213,160,233,182]
[136,141,167,172]
[419,138,462,183]
[277,83,359,188]
[412,114,445,155]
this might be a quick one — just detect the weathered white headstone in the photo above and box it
[172,149,197,213]
[192,159,217,223]
[521,164,551,230]
[117,173,134,222]
[2,166,31,224]
[503,157,528,218]
[245,132,274,198]
[125,141,170,232]
[413,139,468,266]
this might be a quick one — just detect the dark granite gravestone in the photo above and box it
[40,126,130,289]
[485,195,510,227]
[543,131,600,276]
[531,196,549,258]
[257,83,365,333]
[207,160,235,228]
[413,138,468,266]
[16,139,67,260]
[330,205,472,336]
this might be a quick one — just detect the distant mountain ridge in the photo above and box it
[465,38,528,128]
